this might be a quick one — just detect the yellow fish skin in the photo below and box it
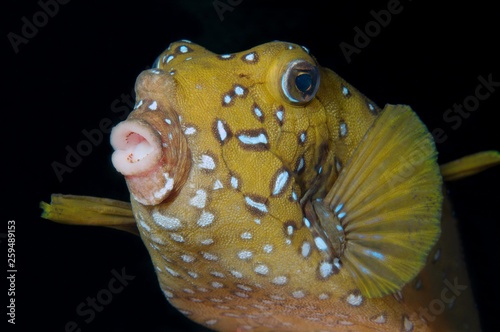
[42,40,494,331]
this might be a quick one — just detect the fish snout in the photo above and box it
[110,71,191,206]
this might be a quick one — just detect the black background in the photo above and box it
[3,0,499,331]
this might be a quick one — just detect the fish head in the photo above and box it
[111,40,342,208]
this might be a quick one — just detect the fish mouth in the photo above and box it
[110,98,191,206]
[111,118,162,177]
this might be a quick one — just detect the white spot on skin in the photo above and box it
[213,179,223,190]
[201,239,214,245]
[238,133,268,145]
[403,316,413,331]
[165,55,174,63]
[276,109,284,121]
[300,132,306,143]
[210,271,225,278]
[319,293,329,300]
[253,105,263,119]
[236,284,252,292]
[197,211,215,227]
[184,127,196,135]
[231,176,239,189]
[287,225,294,236]
[205,319,217,325]
[188,271,199,279]
[319,262,333,278]
[170,233,184,243]
[199,155,216,170]
[183,288,195,294]
[334,257,342,269]
[342,86,349,96]
[134,100,143,109]
[292,191,298,201]
[163,290,174,298]
[272,170,290,196]
[292,290,305,299]
[433,248,441,262]
[231,270,243,278]
[338,211,347,219]
[346,293,363,306]
[263,244,273,253]
[210,298,224,303]
[368,103,376,112]
[150,235,165,245]
[244,196,268,213]
[223,94,232,104]
[244,52,256,61]
[202,252,218,261]
[339,320,354,326]
[301,242,311,257]
[241,232,252,240]
[164,118,172,124]
[371,314,386,324]
[334,203,344,214]
[190,189,207,209]
[238,250,253,260]
[339,122,348,137]
[314,237,328,251]
[234,292,249,298]
[179,45,189,53]
[152,211,181,230]
[254,264,269,275]
[217,120,228,141]
[254,219,261,225]
[138,219,150,232]
[234,85,245,96]
[165,267,180,277]
[220,54,232,59]
[212,281,224,288]
[154,173,175,200]
[272,276,288,285]
[148,101,158,110]
[297,157,305,172]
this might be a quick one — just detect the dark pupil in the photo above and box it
[295,73,312,92]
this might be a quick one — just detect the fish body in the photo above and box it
[42,40,500,331]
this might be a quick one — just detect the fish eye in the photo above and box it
[281,59,319,104]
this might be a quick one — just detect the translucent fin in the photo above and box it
[440,151,500,181]
[40,194,138,236]
[320,104,442,298]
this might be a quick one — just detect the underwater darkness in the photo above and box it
[4,0,499,331]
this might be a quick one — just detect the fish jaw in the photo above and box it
[110,69,191,205]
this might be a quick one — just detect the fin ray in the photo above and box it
[440,150,500,181]
[319,104,442,298]
[40,194,138,235]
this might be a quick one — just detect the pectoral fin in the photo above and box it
[318,104,442,298]
[440,150,500,181]
[40,194,138,235]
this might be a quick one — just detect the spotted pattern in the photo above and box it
[123,40,459,332]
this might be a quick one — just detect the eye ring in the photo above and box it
[281,59,320,104]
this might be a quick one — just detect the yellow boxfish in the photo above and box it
[41,40,500,331]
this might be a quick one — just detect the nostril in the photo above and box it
[110,120,162,176]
